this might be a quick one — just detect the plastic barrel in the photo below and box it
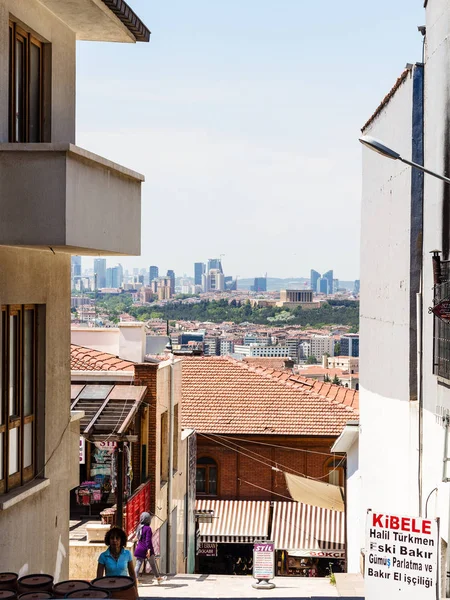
[18,576,53,595]
[52,582,91,599]
[65,591,110,599]
[0,575,18,592]
[90,577,136,600]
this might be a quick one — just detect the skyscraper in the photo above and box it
[71,256,82,289]
[310,269,320,293]
[318,277,328,294]
[253,277,267,292]
[323,270,334,295]
[207,258,223,273]
[194,262,205,286]
[149,265,159,283]
[94,258,107,289]
[167,270,175,295]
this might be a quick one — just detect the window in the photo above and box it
[1,305,38,494]
[9,21,44,143]
[173,404,178,473]
[196,457,217,495]
[324,457,344,487]
[160,411,168,483]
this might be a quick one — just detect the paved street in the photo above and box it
[137,573,363,599]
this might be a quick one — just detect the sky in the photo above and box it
[76,1,425,280]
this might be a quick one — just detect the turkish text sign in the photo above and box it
[197,542,218,557]
[253,541,275,580]
[365,509,438,600]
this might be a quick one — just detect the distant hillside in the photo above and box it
[236,277,357,292]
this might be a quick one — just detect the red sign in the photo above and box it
[432,300,450,321]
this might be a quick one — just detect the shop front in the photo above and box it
[195,500,271,575]
[70,383,147,518]
[271,501,345,577]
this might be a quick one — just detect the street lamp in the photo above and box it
[359,135,450,185]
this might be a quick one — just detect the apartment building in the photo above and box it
[0,0,149,578]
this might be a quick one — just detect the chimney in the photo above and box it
[118,322,146,363]
[284,358,295,370]
[322,354,329,369]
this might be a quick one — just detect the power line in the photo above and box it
[210,433,342,458]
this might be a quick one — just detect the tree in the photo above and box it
[332,374,342,385]
[324,374,331,383]
[306,355,318,364]
[334,342,341,356]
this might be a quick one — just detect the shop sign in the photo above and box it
[79,437,85,464]
[253,541,275,580]
[431,299,450,321]
[94,441,117,452]
[292,550,345,558]
[197,542,218,557]
[365,510,438,600]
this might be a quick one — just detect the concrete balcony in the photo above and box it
[0,143,144,255]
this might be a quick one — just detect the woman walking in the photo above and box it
[134,512,166,584]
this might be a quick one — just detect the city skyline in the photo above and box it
[76,0,423,279]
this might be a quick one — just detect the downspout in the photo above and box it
[166,353,175,574]
[410,62,425,515]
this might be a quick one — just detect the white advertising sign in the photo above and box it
[253,541,275,580]
[79,437,85,464]
[365,509,438,600]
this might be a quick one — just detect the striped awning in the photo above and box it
[196,500,270,543]
[271,501,345,555]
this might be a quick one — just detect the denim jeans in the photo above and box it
[135,554,161,579]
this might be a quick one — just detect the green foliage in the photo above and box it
[306,355,318,364]
[96,293,359,329]
[324,374,331,383]
[334,341,341,355]
[332,374,342,385]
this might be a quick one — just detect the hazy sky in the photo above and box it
[76,1,424,280]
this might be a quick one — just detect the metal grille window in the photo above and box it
[0,305,39,494]
[432,259,450,380]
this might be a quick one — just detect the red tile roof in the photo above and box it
[243,357,291,370]
[181,356,358,436]
[71,344,135,372]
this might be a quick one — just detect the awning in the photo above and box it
[271,501,345,556]
[285,472,345,511]
[71,383,147,441]
[196,500,270,543]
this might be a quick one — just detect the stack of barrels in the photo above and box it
[0,574,137,600]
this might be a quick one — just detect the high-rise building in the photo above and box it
[106,264,123,289]
[149,265,159,283]
[207,258,223,273]
[354,279,360,294]
[310,269,320,293]
[318,277,328,294]
[340,334,359,357]
[253,277,267,292]
[151,276,172,300]
[323,270,333,294]
[71,256,82,289]
[202,269,224,292]
[167,270,175,295]
[194,262,205,286]
[94,258,106,288]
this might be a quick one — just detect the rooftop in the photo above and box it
[71,344,135,372]
[181,356,358,436]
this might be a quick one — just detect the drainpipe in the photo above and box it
[166,352,175,574]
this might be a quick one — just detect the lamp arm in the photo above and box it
[399,157,450,185]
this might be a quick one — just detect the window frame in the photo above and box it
[324,457,344,487]
[0,305,37,495]
[8,20,44,143]
[196,456,218,496]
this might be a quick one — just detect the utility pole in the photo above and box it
[116,441,124,529]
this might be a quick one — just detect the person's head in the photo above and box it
[139,512,151,526]
[105,526,127,549]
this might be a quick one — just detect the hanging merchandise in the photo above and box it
[124,443,133,498]
[111,450,117,494]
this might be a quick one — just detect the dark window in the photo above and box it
[324,457,344,487]
[1,305,38,494]
[433,260,450,379]
[196,457,217,496]
[9,21,44,143]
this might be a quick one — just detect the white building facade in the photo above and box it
[356,4,450,594]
